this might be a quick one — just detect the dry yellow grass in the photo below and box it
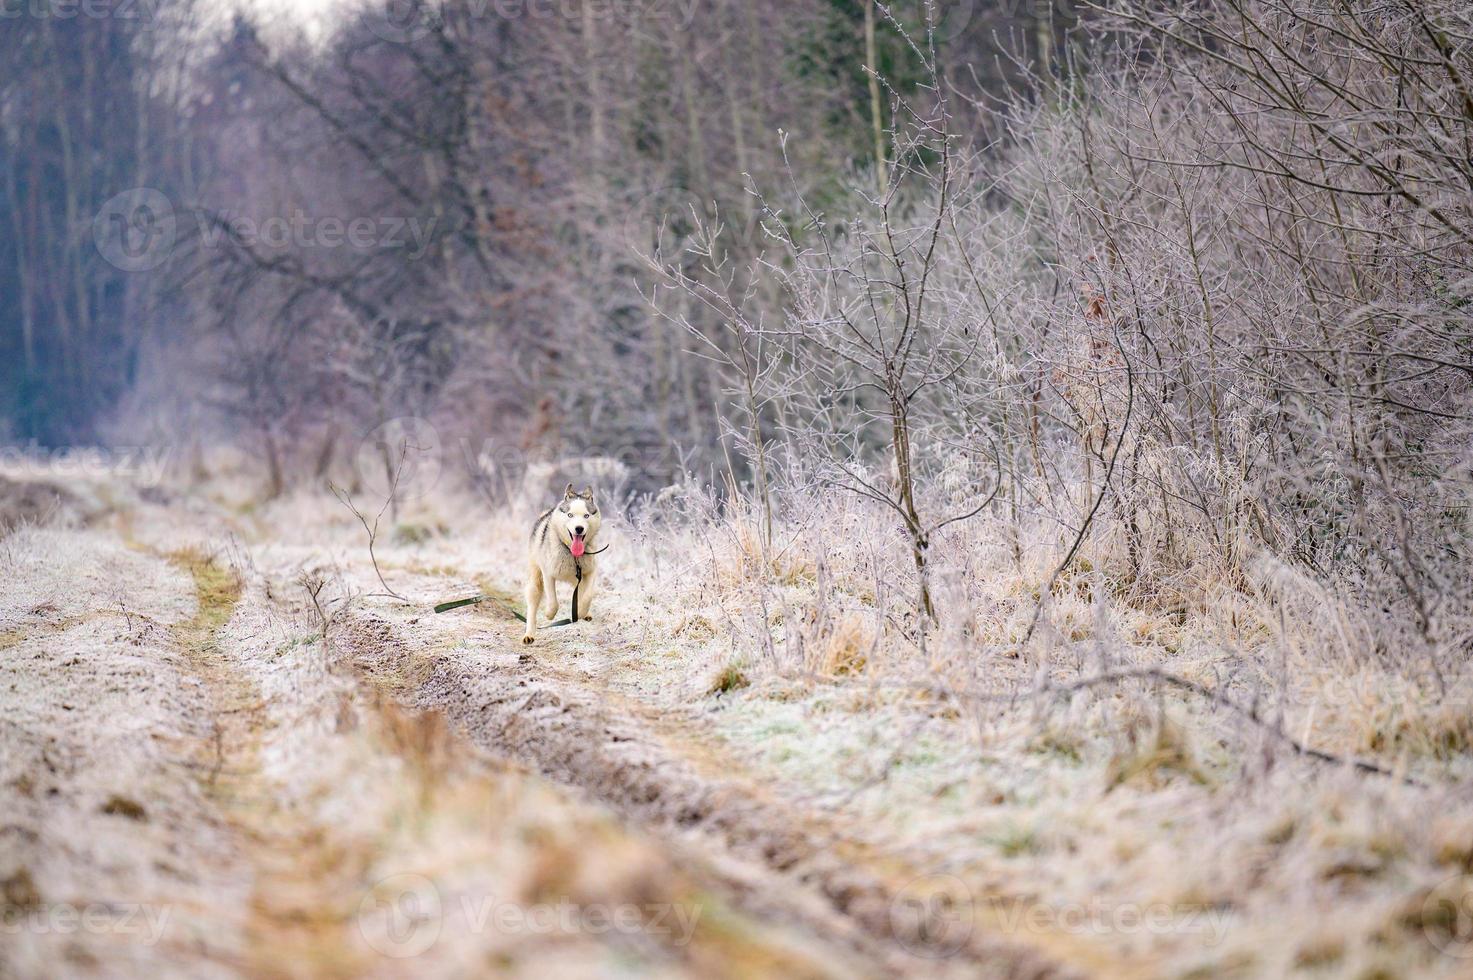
[5,462,1471,979]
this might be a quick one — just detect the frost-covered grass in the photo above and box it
[6,454,1472,978]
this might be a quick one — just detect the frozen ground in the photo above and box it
[3,461,1472,979]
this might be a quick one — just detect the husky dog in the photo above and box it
[522,484,602,644]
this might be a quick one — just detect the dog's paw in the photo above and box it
[521,635,535,645]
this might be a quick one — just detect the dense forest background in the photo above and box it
[0,0,1069,484]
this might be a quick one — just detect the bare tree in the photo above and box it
[747,14,1004,626]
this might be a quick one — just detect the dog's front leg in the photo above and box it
[522,564,542,644]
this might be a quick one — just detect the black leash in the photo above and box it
[568,554,584,623]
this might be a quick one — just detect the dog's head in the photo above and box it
[556,484,601,556]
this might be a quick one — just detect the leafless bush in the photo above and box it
[648,0,1471,697]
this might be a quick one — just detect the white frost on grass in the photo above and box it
[0,537,249,979]
[0,527,196,630]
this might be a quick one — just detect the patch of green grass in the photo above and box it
[1028,725,1085,764]
[393,522,447,546]
[273,634,319,658]
[754,719,801,738]
[988,822,1045,858]
[708,659,750,695]
[899,745,942,767]
[169,549,243,632]
[1105,714,1211,791]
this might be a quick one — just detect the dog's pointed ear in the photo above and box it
[580,486,594,500]
[564,483,577,499]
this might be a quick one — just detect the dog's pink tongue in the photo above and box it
[571,536,585,557]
